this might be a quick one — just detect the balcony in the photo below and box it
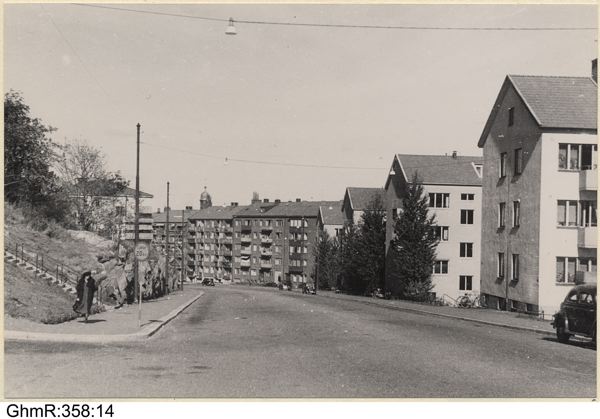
[260,250,273,257]
[261,237,273,244]
[221,237,233,245]
[575,270,597,284]
[221,250,233,257]
[240,261,251,268]
[578,227,597,248]
[579,168,597,191]
[241,237,251,244]
[260,262,273,270]
[261,225,273,232]
[240,248,251,255]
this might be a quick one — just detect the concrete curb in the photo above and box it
[314,292,555,337]
[4,291,205,344]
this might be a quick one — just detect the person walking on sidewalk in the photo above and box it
[73,271,98,323]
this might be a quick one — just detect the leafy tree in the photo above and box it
[57,140,129,233]
[4,91,70,222]
[389,173,439,301]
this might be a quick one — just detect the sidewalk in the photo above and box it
[314,290,555,336]
[4,285,205,343]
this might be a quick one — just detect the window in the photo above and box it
[433,260,449,274]
[499,153,507,178]
[461,193,475,201]
[460,209,474,224]
[459,275,473,291]
[514,148,523,175]
[559,143,598,170]
[460,242,473,258]
[433,226,449,241]
[557,200,596,227]
[429,193,450,208]
[512,201,520,227]
[511,254,519,281]
[556,257,576,283]
[497,253,505,278]
[498,203,506,228]
[508,107,514,126]
[275,258,281,266]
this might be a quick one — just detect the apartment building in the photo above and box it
[384,153,483,301]
[478,69,597,314]
[318,201,345,239]
[152,206,196,278]
[187,204,247,281]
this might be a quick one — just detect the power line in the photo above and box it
[41,4,111,100]
[72,3,596,31]
[141,140,495,173]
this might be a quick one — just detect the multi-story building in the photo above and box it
[187,204,247,282]
[478,67,597,314]
[152,206,196,277]
[341,187,385,225]
[318,201,344,239]
[384,153,483,301]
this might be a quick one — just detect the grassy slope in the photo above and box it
[4,204,110,323]
[4,262,80,324]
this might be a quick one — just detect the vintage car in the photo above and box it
[552,284,596,344]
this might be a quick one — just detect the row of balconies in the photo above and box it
[579,169,597,191]
[578,226,597,249]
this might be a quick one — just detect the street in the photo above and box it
[4,286,596,399]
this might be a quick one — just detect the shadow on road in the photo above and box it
[77,319,106,324]
[541,336,596,351]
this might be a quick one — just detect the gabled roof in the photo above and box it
[318,201,345,226]
[188,205,248,221]
[118,186,154,199]
[392,154,483,187]
[343,187,385,211]
[233,203,279,218]
[478,75,597,147]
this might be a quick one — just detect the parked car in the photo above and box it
[201,278,215,287]
[552,284,596,344]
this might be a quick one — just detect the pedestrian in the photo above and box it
[73,271,98,323]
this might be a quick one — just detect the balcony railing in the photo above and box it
[260,262,273,270]
[240,248,251,255]
[240,261,251,268]
[241,237,251,243]
[578,227,597,248]
[261,237,273,244]
[579,168,597,191]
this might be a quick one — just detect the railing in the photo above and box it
[4,239,79,289]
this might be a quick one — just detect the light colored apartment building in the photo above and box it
[384,153,483,301]
[341,187,385,226]
[478,69,597,314]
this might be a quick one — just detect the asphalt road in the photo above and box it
[4,286,596,398]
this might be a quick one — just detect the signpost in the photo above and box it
[135,241,149,327]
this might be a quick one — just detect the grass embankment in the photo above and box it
[4,204,112,323]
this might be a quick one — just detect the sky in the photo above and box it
[4,2,598,210]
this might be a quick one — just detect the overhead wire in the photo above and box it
[72,3,596,31]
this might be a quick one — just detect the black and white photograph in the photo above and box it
[2,0,597,408]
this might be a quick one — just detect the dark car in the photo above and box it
[552,284,596,344]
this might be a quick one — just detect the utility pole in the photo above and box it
[134,123,140,304]
[165,181,170,295]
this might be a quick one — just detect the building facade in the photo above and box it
[341,187,385,226]
[478,72,597,314]
[384,154,483,301]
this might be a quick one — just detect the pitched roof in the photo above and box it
[187,205,248,221]
[319,201,345,226]
[263,201,340,218]
[344,187,385,211]
[395,154,483,186]
[232,203,278,218]
[152,209,198,223]
[118,186,154,199]
[509,75,597,129]
[479,75,597,147]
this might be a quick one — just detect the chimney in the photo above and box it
[452,151,458,159]
[230,202,238,207]
[592,58,597,82]
[275,199,281,203]
[185,206,192,210]
[263,198,269,203]
[296,198,301,202]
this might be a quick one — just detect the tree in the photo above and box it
[4,90,70,222]
[355,195,387,294]
[339,222,363,294]
[388,173,439,301]
[57,140,129,234]
[313,229,341,290]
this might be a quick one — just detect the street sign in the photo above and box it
[134,242,150,261]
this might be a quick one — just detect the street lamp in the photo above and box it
[225,18,237,35]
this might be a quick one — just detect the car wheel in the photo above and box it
[556,326,571,343]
